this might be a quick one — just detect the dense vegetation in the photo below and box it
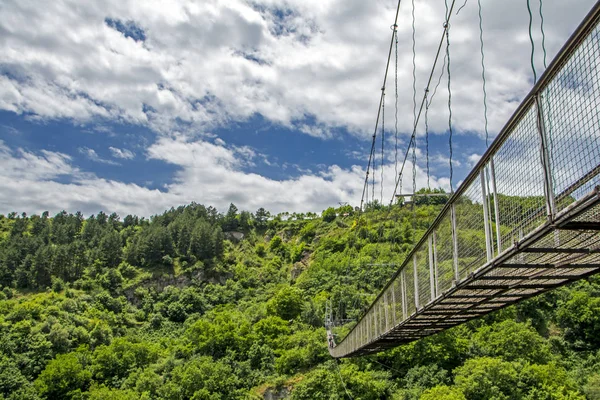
[0,197,599,399]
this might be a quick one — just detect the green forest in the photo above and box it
[0,198,599,399]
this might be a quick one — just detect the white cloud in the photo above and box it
[109,146,135,159]
[79,147,121,165]
[0,0,597,217]
[0,139,449,216]
[0,0,594,139]
[467,153,482,168]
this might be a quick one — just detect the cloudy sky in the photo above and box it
[0,0,596,217]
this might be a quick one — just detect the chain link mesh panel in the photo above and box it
[455,177,487,279]
[544,24,600,211]
[493,106,547,253]
[416,245,431,307]
[435,214,455,293]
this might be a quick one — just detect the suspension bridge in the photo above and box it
[329,1,600,358]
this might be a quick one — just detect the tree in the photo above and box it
[34,353,92,399]
[224,203,239,231]
[99,230,122,268]
[158,356,240,399]
[254,207,270,229]
[454,357,519,400]
[267,286,304,320]
[322,207,337,222]
[471,320,552,364]
[557,290,600,348]
[420,386,466,400]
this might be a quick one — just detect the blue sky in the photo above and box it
[0,0,596,217]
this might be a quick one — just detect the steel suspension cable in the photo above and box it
[425,94,431,190]
[424,53,447,190]
[336,360,354,399]
[372,139,376,203]
[478,0,489,147]
[359,0,406,212]
[445,0,454,193]
[539,0,548,68]
[394,28,400,199]
[411,0,417,200]
[381,90,385,205]
[390,0,458,204]
[527,0,538,82]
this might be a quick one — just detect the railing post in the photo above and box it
[401,270,408,319]
[535,95,556,220]
[373,303,381,339]
[428,236,435,301]
[391,281,397,327]
[367,311,371,343]
[413,254,420,310]
[433,232,439,294]
[384,292,390,331]
[481,170,493,262]
[451,204,460,282]
[490,159,502,254]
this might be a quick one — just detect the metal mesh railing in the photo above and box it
[543,25,600,211]
[456,178,487,279]
[330,4,600,358]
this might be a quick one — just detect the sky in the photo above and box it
[0,0,597,218]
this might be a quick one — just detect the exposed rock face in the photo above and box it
[263,387,290,400]
[123,270,229,305]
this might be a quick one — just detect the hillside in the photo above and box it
[0,201,599,399]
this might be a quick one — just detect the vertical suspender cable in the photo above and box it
[390,0,458,204]
[394,28,400,201]
[527,0,538,83]
[425,92,431,190]
[381,89,385,205]
[538,0,547,68]
[445,0,454,192]
[359,0,405,212]
[426,54,447,190]
[478,0,489,147]
[372,137,376,203]
[411,0,418,241]
[411,0,418,196]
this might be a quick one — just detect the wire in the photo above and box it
[336,360,354,399]
[429,54,447,103]
[424,53,447,190]
[456,0,469,15]
[526,0,538,83]
[372,140,376,204]
[411,0,417,200]
[394,29,399,197]
[478,0,489,147]
[390,0,459,204]
[445,1,454,193]
[368,357,404,375]
[425,93,430,190]
[538,0,547,68]
[359,0,405,212]
[381,89,385,205]
[412,0,417,139]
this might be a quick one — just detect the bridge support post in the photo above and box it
[391,281,397,327]
[481,170,493,262]
[490,160,502,254]
[401,270,408,320]
[413,255,420,310]
[428,236,436,301]
[433,232,439,294]
[535,95,556,220]
[384,292,390,331]
[451,204,460,282]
